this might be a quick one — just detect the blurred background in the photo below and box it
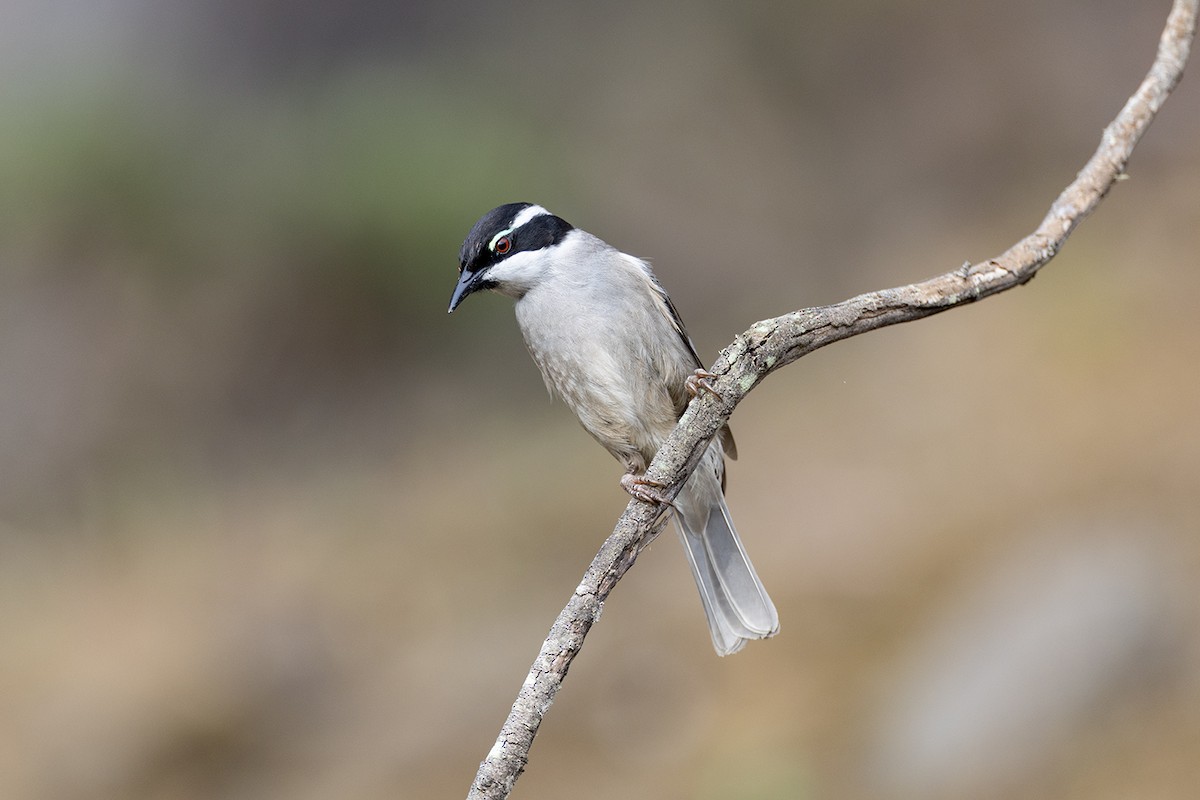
[1,0,1198,798]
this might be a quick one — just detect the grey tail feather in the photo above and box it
[674,493,779,656]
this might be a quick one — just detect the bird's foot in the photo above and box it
[620,473,675,507]
[686,368,722,401]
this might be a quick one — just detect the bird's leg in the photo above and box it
[686,368,722,401]
[620,471,675,509]
[620,471,675,554]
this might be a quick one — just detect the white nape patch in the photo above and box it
[511,204,551,231]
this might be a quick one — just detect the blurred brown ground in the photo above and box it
[1,1,1198,799]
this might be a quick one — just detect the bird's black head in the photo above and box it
[449,203,574,312]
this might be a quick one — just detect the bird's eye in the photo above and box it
[494,236,512,255]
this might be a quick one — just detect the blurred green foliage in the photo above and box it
[1,68,568,315]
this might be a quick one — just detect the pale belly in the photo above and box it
[515,296,681,471]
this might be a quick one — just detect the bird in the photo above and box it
[449,203,778,655]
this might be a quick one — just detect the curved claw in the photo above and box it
[620,473,676,508]
[686,369,722,401]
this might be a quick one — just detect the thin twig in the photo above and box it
[467,2,1197,797]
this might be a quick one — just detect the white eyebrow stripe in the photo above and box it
[488,228,513,251]
[510,204,550,230]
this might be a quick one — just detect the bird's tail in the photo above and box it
[674,476,779,656]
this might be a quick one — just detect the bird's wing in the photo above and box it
[631,255,738,462]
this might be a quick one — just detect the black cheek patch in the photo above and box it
[510,215,574,256]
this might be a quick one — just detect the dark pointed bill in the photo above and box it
[448,269,483,313]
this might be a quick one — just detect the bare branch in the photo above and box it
[467,2,1197,797]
